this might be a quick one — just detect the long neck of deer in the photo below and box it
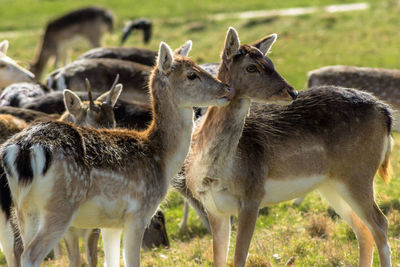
[194,60,250,172]
[146,73,194,183]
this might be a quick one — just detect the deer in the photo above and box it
[308,65,400,132]
[0,77,123,267]
[46,58,152,104]
[0,107,58,123]
[121,18,153,46]
[0,40,35,89]
[176,27,392,267]
[30,7,114,80]
[0,40,232,267]
[0,82,52,108]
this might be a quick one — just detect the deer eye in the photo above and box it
[246,65,258,73]
[187,72,198,80]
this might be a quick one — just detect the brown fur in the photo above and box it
[184,28,392,267]
[308,65,400,132]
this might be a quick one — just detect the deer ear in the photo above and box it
[158,42,174,74]
[97,84,123,107]
[252,33,277,55]
[0,40,9,54]
[63,89,82,117]
[174,40,192,57]
[223,27,240,60]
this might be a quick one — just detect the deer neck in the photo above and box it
[192,62,251,178]
[145,75,194,183]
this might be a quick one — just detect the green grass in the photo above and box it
[1,0,400,266]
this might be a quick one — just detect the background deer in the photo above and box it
[0,41,35,89]
[308,65,400,131]
[180,28,392,267]
[121,18,152,46]
[0,82,52,108]
[0,41,231,267]
[30,7,114,80]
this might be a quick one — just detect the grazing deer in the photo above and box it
[1,41,232,267]
[121,18,152,45]
[0,77,122,267]
[0,41,35,88]
[180,28,392,267]
[46,58,152,104]
[0,82,52,108]
[30,7,114,80]
[308,65,400,132]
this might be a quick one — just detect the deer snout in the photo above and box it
[226,87,235,100]
[287,87,298,100]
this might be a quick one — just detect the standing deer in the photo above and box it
[180,28,392,267]
[0,77,122,267]
[0,40,35,88]
[308,65,400,131]
[0,41,232,267]
[30,7,114,80]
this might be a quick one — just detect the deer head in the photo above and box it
[0,40,35,88]
[151,41,233,109]
[219,27,297,104]
[61,75,122,128]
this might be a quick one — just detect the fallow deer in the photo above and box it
[0,77,123,267]
[0,107,57,123]
[0,82,52,108]
[308,65,400,131]
[121,18,152,46]
[0,41,232,267]
[46,58,152,104]
[180,28,392,267]
[30,7,114,80]
[0,41,35,88]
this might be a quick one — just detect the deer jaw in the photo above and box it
[0,40,35,88]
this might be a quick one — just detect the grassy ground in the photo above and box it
[1,0,400,266]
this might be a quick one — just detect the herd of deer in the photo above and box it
[0,5,398,267]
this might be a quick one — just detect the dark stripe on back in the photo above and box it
[42,146,52,176]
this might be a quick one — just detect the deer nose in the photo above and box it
[288,88,298,100]
[226,87,235,100]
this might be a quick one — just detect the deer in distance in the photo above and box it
[30,7,114,80]
[175,27,392,267]
[0,40,232,267]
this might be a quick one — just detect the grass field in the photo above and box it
[1,0,400,266]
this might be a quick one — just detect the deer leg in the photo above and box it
[53,244,62,260]
[102,228,121,267]
[63,227,81,267]
[0,214,15,267]
[11,217,23,267]
[318,183,374,267]
[122,220,146,267]
[233,200,260,267]
[179,200,189,231]
[20,209,75,267]
[85,228,100,267]
[208,212,231,267]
